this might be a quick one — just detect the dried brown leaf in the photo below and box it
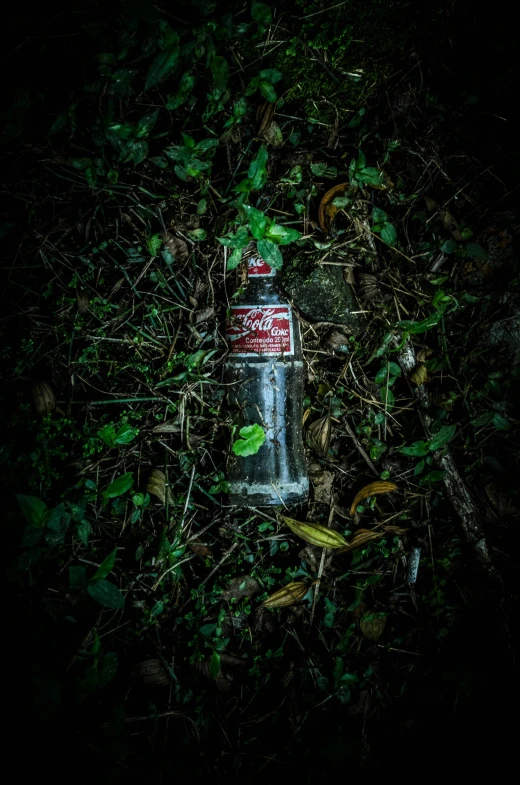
[410,363,428,386]
[318,183,354,235]
[360,613,386,641]
[261,581,309,608]
[337,528,385,554]
[189,543,213,559]
[146,469,173,506]
[281,515,348,549]
[76,289,89,313]
[349,481,398,516]
[133,659,169,686]
[162,232,189,266]
[382,525,409,535]
[307,415,332,457]
[32,381,56,417]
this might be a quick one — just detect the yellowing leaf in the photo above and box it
[262,581,309,608]
[281,516,348,549]
[337,528,385,553]
[349,481,398,516]
[360,612,386,641]
[318,182,356,235]
[306,415,332,456]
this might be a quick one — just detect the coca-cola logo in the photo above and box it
[227,305,293,356]
[248,256,274,276]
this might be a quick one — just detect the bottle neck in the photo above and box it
[245,256,281,303]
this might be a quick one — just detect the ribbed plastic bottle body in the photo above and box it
[225,257,309,506]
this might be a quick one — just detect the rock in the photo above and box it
[285,262,365,334]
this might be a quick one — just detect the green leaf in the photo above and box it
[149,156,168,169]
[251,1,272,22]
[259,68,282,84]
[381,222,397,246]
[130,140,148,164]
[226,247,243,270]
[103,472,134,499]
[248,145,268,190]
[16,495,48,528]
[145,45,179,90]
[441,240,458,254]
[88,580,125,609]
[244,205,268,239]
[187,228,207,241]
[492,413,511,431]
[147,233,163,256]
[429,424,456,451]
[414,459,426,476]
[379,386,395,410]
[357,167,383,186]
[399,440,430,457]
[197,199,207,215]
[372,206,388,223]
[135,109,159,139]
[265,223,301,245]
[258,79,277,102]
[465,242,488,259]
[232,423,266,457]
[99,652,118,686]
[93,548,117,580]
[211,56,229,88]
[68,157,92,171]
[419,470,447,486]
[398,311,444,334]
[76,520,92,545]
[210,650,221,679]
[356,150,367,170]
[257,238,283,269]
[310,162,327,177]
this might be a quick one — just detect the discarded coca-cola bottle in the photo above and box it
[225,251,309,506]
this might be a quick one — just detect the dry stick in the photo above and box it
[343,418,379,477]
[310,497,335,627]
[393,333,492,565]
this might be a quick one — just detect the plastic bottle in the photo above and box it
[225,251,309,506]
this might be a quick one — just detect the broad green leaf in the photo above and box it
[76,520,92,545]
[149,156,168,168]
[257,238,283,269]
[145,45,179,90]
[98,424,117,448]
[492,413,511,431]
[197,198,207,215]
[419,470,447,486]
[258,79,277,102]
[147,233,163,256]
[103,472,134,499]
[88,579,125,609]
[465,242,488,259]
[398,311,444,334]
[381,222,397,246]
[211,56,229,88]
[399,440,430,457]
[372,206,388,223]
[310,162,327,177]
[135,109,159,139]
[130,141,148,164]
[265,223,301,245]
[210,650,221,678]
[244,205,267,239]
[187,228,207,241]
[16,494,48,528]
[248,145,268,190]
[232,423,266,457]
[93,548,117,580]
[251,1,272,22]
[259,68,282,84]
[441,240,458,254]
[357,167,383,186]
[429,424,456,451]
[356,150,367,170]
[379,386,395,409]
[226,247,243,270]
[414,459,426,476]
[196,138,219,153]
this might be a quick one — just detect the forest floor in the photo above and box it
[2,1,520,782]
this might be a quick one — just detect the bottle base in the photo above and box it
[228,478,309,507]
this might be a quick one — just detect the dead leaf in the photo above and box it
[424,196,438,212]
[310,468,334,505]
[257,100,283,146]
[416,346,433,362]
[349,481,398,516]
[360,612,386,641]
[318,183,356,234]
[222,575,261,602]
[261,581,310,608]
[485,483,520,523]
[146,469,173,506]
[410,363,428,386]
[307,415,332,457]
[76,289,89,313]
[189,543,213,559]
[162,232,189,266]
[382,525,409,535]
[152,420,181,434]
[337,528,385,554]
[32,381,56,417]
[281,515,348,549]
[193,306,215,324]
[133,659,169,686]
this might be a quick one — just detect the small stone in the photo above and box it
[286,263,365,334]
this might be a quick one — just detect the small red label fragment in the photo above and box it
[247,256,274,276]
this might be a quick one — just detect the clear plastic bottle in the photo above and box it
[225,252,309,506]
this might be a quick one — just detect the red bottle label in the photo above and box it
[227,305,294,356]
[247,256,275,277]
